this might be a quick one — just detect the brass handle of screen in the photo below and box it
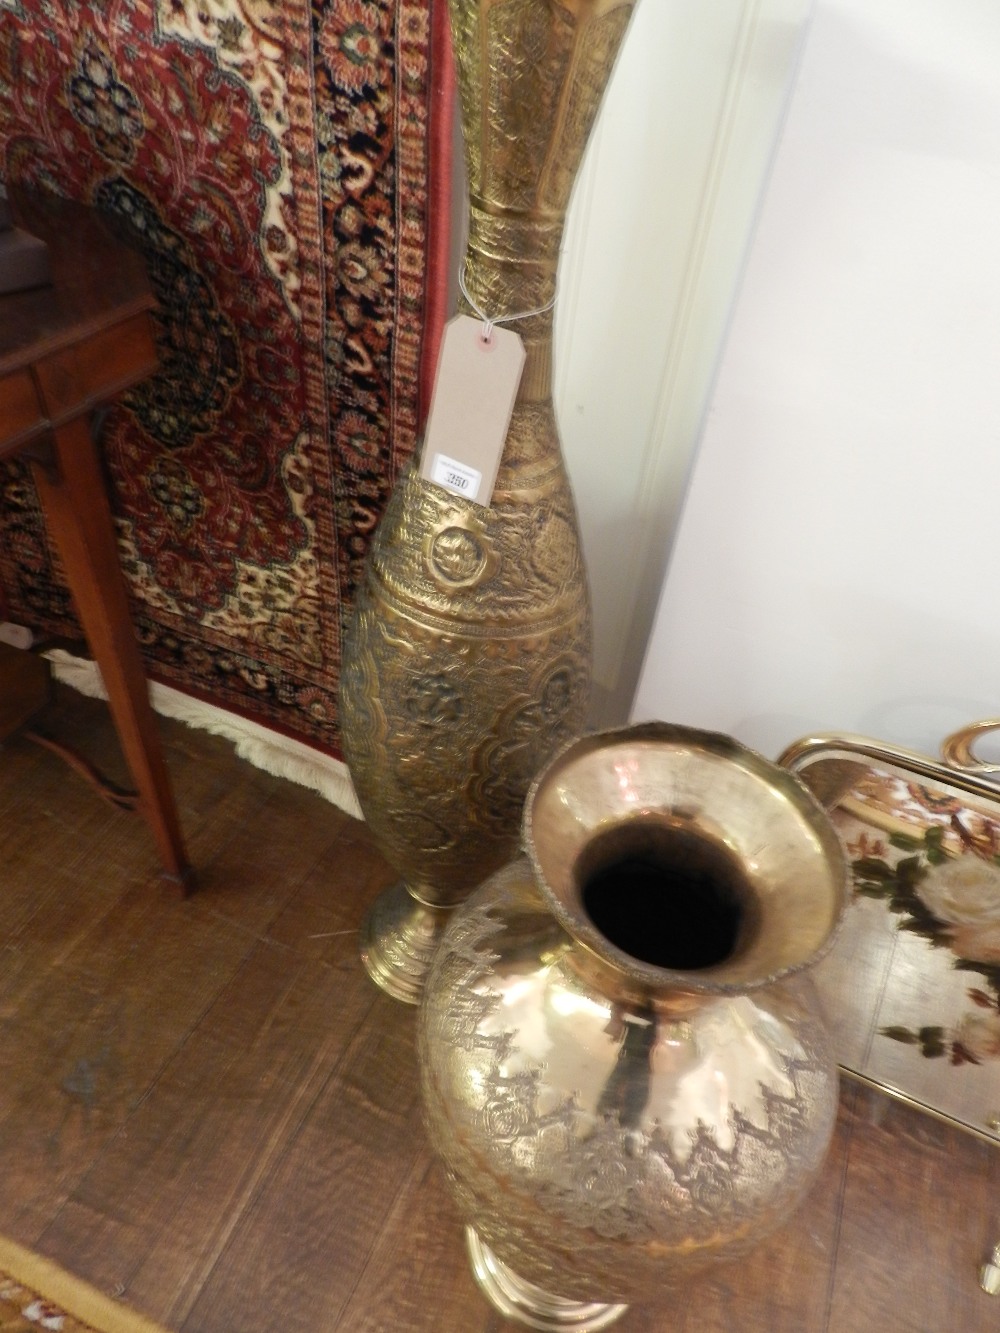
[941,720,1000,775]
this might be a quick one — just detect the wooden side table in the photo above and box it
[0,189,192,890]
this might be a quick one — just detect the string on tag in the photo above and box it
[458,263,556,344]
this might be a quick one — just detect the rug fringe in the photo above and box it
[45,649,363,820]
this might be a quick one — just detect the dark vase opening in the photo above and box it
[576,822,758,971]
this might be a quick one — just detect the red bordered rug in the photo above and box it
[0,0,453,756]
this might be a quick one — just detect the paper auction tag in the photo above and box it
[419,314,525,507]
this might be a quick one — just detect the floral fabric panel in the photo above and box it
[812,764,1000,1140]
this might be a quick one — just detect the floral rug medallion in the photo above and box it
[0,0,451,754]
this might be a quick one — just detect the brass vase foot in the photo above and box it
[359,882,452,1005]
[465,1229,628,1331]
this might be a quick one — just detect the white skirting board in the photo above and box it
[45,649,364,821]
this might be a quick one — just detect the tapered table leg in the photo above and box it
[28,418,193,891]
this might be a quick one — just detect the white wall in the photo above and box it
[632,0,1000,761]
[555,0,814,724]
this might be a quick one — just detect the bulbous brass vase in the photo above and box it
[339,0,637,1002]
[419,723,848,1330]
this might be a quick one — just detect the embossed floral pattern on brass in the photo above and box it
[340,0,636,1002]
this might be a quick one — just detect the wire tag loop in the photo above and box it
[458,263,556,344]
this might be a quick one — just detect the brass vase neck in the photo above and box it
[449,0,636,401]
[461,204,560,401]
[524,724,849,996]
[448,0,636,215]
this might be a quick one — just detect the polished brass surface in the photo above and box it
[358,882,453,1006]
[941,718,1000,775]
[779,730,1000,806]
[340,0,636,1001]
[527,723,847,993]
[419,724,847,1325]
[465,1229,628,1331]
[980,1244,1000,1296]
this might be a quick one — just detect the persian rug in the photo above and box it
[0,1233,170,1333]
[0,0,453,758]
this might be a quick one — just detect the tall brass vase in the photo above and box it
[339,0,636,1002]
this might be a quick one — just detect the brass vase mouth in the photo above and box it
[523,722,848,995]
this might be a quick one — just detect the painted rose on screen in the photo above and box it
[851,835,1000,1064]
[954,1008,1000,1063]
[912,853,1000,964]
[916,854,1000,927]
[943,920,1000,965]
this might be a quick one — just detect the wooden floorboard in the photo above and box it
[1,684,999,1330]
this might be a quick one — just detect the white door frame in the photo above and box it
[554,0,816,723]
